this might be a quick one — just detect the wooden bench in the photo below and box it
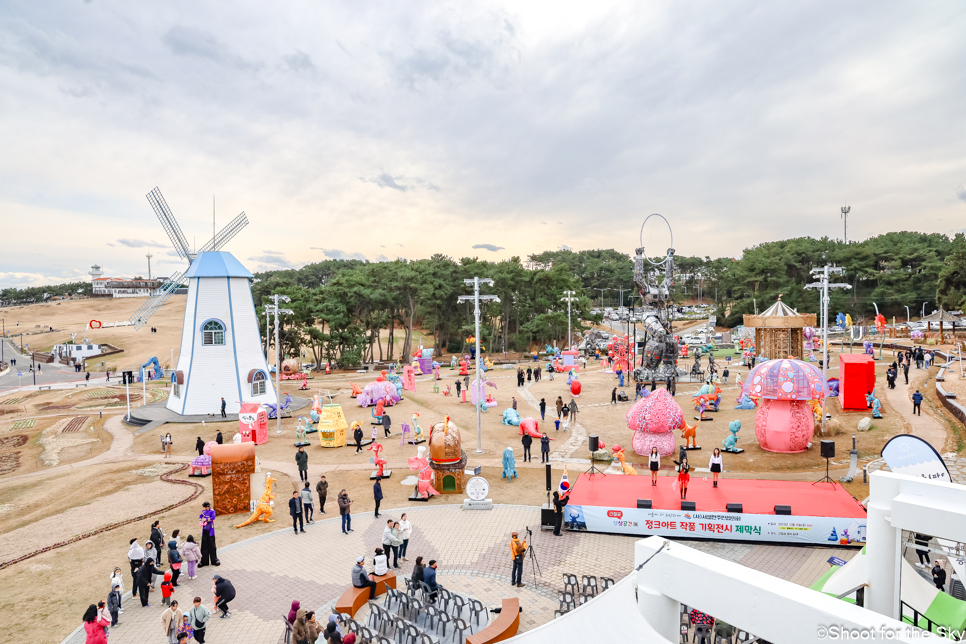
[334,572,396,618]
[466,598,520,644]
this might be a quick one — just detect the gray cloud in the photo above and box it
[161,25,255,70]
[472,243,504,252]
[116,239,167,248]
[281,50,317,76]
[957,185,966,203]
[248,252,301,269]
[310,247,368,261]
[363,173,410,192]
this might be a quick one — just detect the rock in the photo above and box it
[857,417,872,432]
[827,418,841,432]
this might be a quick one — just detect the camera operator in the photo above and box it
[510,531,527,588]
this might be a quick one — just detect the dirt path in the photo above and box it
[880,365,947,452]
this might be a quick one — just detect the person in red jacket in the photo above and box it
[161,571,175,607]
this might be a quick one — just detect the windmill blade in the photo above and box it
[197,211,248,254]
[146,187,193,261]
[128,271,185,330]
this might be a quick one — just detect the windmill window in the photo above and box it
[202,320,225,346]
[251,370,267,396]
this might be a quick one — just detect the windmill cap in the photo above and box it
[185,251,253,279]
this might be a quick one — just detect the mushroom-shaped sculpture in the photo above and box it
[429,416,466,493]
[743,358,828,453]
[628,388,683,457]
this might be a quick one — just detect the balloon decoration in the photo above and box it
[570,380,582,396]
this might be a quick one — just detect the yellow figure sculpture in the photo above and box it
[234,473,277,528]
[611,445,638,475]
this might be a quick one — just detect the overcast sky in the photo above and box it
[2,1,965,287]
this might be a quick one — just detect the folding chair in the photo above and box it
[452,617,470,644]
[558,591,576,613]
[600,577,616,591]
[562,573,579,595]
[281,615,293,644]
[581,575,598,597]
[467,598,487,626]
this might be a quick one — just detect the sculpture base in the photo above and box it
[370,469,392,480]
[695,417,714,421]
[683,446,702,451]
[723,447,745,454]
[408,491,431,502]
[294,442,311,447]
[305,428,318,434]
[398,439,426,446]
[188,472,211,478]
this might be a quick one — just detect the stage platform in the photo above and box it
[564,473,867,546]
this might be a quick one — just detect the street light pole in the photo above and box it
[458,277,500,454]
[561,291,577,349]
[805,265,851,435]
[841,204,850,244]
[267,294,293,436]
[904,306,910,325]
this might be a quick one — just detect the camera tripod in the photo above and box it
[525,526,541,586]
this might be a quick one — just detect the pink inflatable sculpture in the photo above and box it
[189,440,217,476]
[519,417,541,439]
[628,388,682,457]
[357,380,401,408]
[744,359,827,453]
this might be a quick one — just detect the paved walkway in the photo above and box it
[880,364,948,451]
[61,504,858,644]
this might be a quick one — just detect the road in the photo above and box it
[0,337,101,391]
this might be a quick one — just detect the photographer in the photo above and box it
[510,531,527,588]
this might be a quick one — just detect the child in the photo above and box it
[161,571,175,606]
[177,614,194,641]
[97,600,111,636]
[168,539,183,586]
[554,418,560,432]
[182,535,201,580]
[108,584,122,626]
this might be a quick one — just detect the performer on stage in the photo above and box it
[649,447,660,486]
[552,490,571,536]
[709,448,723,488]
[673,456,691,499]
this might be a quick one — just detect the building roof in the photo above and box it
[920,307,959,323]
[759,297,800,317]
[184,251,253,279]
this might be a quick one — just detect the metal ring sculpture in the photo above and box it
[639,213,673,266]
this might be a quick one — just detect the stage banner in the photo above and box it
[565,505,866,546]
[880,435,951,483]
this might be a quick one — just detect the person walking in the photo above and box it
[398,514,412,561]
[136,558,165,607]
[199,502,219,567]
[167,539,183,587]
[539,398,546,420]
[722,367,730,385]
[212,574,235,618]
[383,519,402,569]
[354,423,364,453]
[220,398,226,419]
[709,448,723,488]
[108,584,122,627]
[913,390,923,416]
[161,600,183,643]
[510,532,526,588]
[188,597,211,644]
[552,490,571,536]
[569,399,578,426]
[382,411,391,437]
[611,387,617,404]
[295,446,308,482]
[373,476,383,518]
[914,534,931,568]
[289,491,305,534]
[540,433,551,463]
[316,475,328,514]
[82,604,110,644]
[561,405,569,431]
[128,538,144,591]
[455,379,462,397]
[635,381,642,400]
[521,431,532,462]
[195,437,205,456]
[903,362,910,385]
[86,371,91,382]
[932,562,947,591]
[526,366,532,382]
[555,396,564,419]
[338,489,353,534]
[511,396,517,411]
[183,536,201,579]
[301,482,315,524]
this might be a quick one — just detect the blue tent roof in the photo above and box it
[184,252,253,279]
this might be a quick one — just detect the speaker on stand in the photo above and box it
[583,435,606,478]
[541,463,555,529]
[814,440,836,485]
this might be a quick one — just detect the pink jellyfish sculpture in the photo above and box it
[743,359,828,453]
[628,388,683,457]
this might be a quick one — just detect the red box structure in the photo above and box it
[238,403,268,445]
[838,354,876,410]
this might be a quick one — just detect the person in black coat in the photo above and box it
[295,446,308,482]
[539,398,546,420]
[521,433,532,462]
[213,575,235,617]
[382,412,392,438]
[411,556,425,584]
[195,437,205,456]
[136,558,165,607]
[354,424,364,453]
[150,521,164,556]
[552,490,571,536]
[373,477,384,518]
[215,430,223,445]
[540,434,551,463]
[289,491,304,534]
[108,584,122,626]
[933,563,947,591]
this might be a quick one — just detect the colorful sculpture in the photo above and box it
[429,416,466,493]
[502,447,518,480]
[734,392,757,410]
[570,379,582,396]
[502,408,522,426]
[234,473,277,528]
[458,359,469,376]
[411,413,424,441]
[407,446,439,499]
[371,399,385,424]
[723,420,742,452]
[867,390,883,418]
[628,388,683,457]
[189,440,216,477]
[611,444,637,475]
[471,378,498,408]
[744,359,827,453]
[680,420,698,449]
[349,382,363,398]
[368,441,387,478]
[357,380,401,408]
[294,419,309,446]
[518,418,542,439]
[828,378,840,397]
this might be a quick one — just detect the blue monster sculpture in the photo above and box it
[723,420,742,452]
[734,393,756,410]
[866,390,882,418]
[502,447,518,480]
[828,378,840,397]
[502,408,522,426]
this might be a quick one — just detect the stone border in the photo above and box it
[936,359,966,428]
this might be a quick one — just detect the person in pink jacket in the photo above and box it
[182,535,202,580]
[82,604,109,644]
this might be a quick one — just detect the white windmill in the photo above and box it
[132,187,276,416]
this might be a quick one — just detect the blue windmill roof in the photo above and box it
[184,252,253,279]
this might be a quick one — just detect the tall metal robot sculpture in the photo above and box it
[633,214,680,386]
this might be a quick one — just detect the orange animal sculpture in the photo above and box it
[611,444,637,475]
[234,473,277,528]
[679,419,698,448]
[349,382,363,398]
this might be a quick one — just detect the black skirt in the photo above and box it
[710,463,721,473]
[649,461,660,472]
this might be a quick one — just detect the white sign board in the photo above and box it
[465,476,490,501]
[880,435,950,483]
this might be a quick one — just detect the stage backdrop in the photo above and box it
[566,505,866,546]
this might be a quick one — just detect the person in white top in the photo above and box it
[648,447,660,486]
[709,448,723,488]
[110,567,126,613]
[398,514,413,562]
[373,548,389,576]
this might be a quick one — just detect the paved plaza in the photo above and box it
[63,504,859,644]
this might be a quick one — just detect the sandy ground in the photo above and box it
[0,412,114,477]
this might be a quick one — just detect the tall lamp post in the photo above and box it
[561,290,578,349]
[841,204,850,244]
[458,277,500,454]
[904,306,910,325]
[266,294,293,436]
[805,265,851,434]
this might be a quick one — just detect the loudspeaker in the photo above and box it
[726,503,743,513]
[545,463,552,492]
[122,370,134,385]
[820,440,835,458]
[681,501,695,511]
[775,505,792,515]
[637,499,652,509]
[589,435,599,452]
[541,508,554,527]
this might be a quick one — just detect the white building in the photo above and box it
[89,264,165,298]
[166,251,276,416]
[51,342,102,363]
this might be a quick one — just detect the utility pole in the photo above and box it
[561,290,578,348]
[146,254,153,280]
[264,308,271,360]
[805,265,851,434]
[592,287,610,310]
[458,278,500,454]
[266,294,293,437]
[841,204,850,244]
